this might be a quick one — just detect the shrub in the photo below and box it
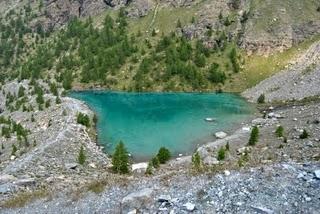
[217,147,226,161]
[275,126,284,137]
[77,112,90,127]
[145,161,153,175]
[157,147,171,164]
[78,145,86,165]
[299,129,309,139]
[45,99,51,108]
[151,156,160,168]
[192,151,202,170]
[11,144,17,156]
[225,142,230,151]
[112,141,130,174]
[257,94,265,104]
[248,126,259,146]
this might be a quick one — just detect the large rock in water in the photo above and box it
[121,188,153,212]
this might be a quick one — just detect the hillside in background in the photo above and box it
[0,0,319,93]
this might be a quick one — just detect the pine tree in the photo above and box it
[217,147,225,161]
[78,145,86,165]
[157,147,171,164]
[257,94,265,104]
[112,141,130,174]
[248,126,259,146]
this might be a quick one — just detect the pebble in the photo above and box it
[314,170,320,179]
[184,202,196,211]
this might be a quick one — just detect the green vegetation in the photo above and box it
[217,147,226,161]
[238,149,249,167]
[299,129,309,139]
[11,144,17,156]
[112,141,130,174]
[1,189,49,209]
[77,113,90,127]
[225,142,230,151]
[257,94,265,104]
[275,126,284,138]
[78,145,86,165]
[248,126,259,146]
[151,156,160,168]
[191,151,202,171]
[145,161,153,175]
[157,147,171,164]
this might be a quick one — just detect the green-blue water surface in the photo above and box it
[70,91,253,160]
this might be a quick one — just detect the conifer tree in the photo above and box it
[112,141,130,174]
[248,126,259,146]
[157,147,171,164]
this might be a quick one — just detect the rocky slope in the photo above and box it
[0,80,110,202]
[3,162,320,213]
[243,41,320,102]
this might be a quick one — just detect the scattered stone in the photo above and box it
[183,202,196,211]
[121,188,153,212]
[251,205,274,214]
[215,131,227,139]
[224,170,231,176]
[65,163,78,170]
[242,126,251,132]
[314,170,320,179]
[89,163,97,168]
[203,156,219,165]
[157,195,172,203]
[14,178,36,187]
[132,162,148,173]
[252,118,267,125]
[0,174,17,184]
[127,209,137,214]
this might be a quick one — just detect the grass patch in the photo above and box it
[1,189,49,209]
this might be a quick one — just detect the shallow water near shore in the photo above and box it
[69,91,253,160]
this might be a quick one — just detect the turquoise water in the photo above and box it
[70,91,253,160]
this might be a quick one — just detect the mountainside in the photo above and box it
[0,0,320,213]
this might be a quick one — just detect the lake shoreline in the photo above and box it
[69,91,255,162]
